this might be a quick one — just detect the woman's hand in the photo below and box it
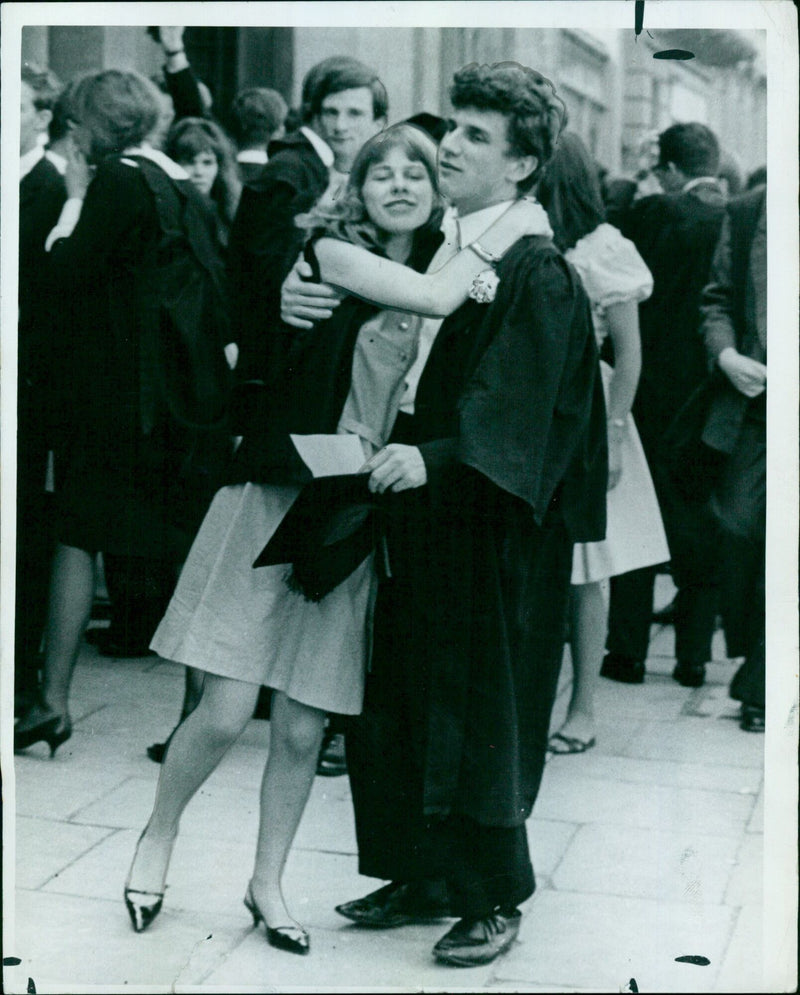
[361,445,427,493]
[64,136,91,200]
[607,434,623,491]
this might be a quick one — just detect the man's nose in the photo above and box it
[440,129,461,157]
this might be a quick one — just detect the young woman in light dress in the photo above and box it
[538,132,670,755]
[124,123,548,953]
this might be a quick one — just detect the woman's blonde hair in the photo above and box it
[296,123,444,250]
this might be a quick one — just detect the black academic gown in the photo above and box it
[226,130,330,393]
[48,155,231,560]
[16,155,66,700]
[346,236,607,915]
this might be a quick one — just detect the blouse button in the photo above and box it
[399,320,410,330]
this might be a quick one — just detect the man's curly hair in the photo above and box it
[450,62,567,193]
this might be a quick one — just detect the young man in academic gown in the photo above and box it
[298,63,608,967]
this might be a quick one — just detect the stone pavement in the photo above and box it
[5,579,780,993]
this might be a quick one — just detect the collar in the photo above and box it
[300,126,334,170]
[20,144,44,181]
[237,148,268,165]
[46,149,67,175]
[456,200,514,247]
[122,145,190,180]
[456,198,553,246]
[682,176,722,194]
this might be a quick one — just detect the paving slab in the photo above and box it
[495,890,735,993]
[534,767,755,837]
[551,822,740,903]
[8,627,776,993]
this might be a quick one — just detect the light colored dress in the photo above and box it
[567,223,670,584]
[150,308,421,715]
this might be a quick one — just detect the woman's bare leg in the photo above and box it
[36,543,96,721]
[556,580,609,745]
[249,692,327,926]
[127,671,260,893]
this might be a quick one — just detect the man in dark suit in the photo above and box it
[227,55,387,396]
[16,63,66,714]
[602,122,727,689]
[699,185,767,731]
[229,87,288,184]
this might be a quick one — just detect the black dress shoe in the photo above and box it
[600,654,645,684]
[336,881,450,927]
[740,704,765,732]
[433,909,521,966]
[317,731,347,777]
[672,661,705,688]
[14,702,72,756]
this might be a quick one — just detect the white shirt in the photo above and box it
[237,148,269,165]
[299,126,348,211]
[20,144,45,182]
[398,200,516,415]
[46,149,67,175]
[682,176,722,194]
[300,126,334,169]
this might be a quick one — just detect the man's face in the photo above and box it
[437,107,533,215]
[20,81,49,157]
[314,87,384,172]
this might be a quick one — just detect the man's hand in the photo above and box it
[361,445,427,494]
[717,348,767,398]
[280,255,344,329]
[158,26,185,51]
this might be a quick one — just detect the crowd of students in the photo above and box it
[15,31,767,969]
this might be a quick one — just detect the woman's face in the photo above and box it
[360,147,434,235]
[181,150,219,196]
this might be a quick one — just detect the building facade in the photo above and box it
[22,24,766,177]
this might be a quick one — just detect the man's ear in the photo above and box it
[508,154,537,188]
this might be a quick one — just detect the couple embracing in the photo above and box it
[125,61,607,969]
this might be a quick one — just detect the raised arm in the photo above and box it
[312,198,548,317]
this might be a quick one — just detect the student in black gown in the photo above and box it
[14,69,232,757]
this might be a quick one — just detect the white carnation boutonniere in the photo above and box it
[469,268,500,304]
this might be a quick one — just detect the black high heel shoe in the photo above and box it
[14,705,72,756]
[244,885,310,956]
[124,832,174,933]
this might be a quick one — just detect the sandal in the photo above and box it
[547,732,596,755]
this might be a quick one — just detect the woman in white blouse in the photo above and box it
[538,132,670,754]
